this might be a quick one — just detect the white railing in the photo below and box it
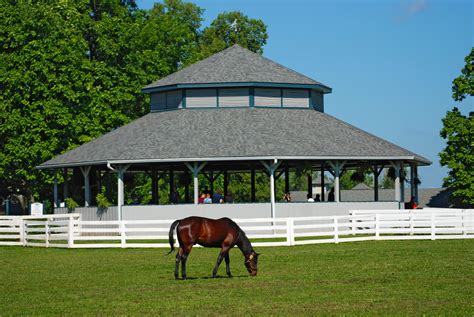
[0,209,473,248]
[0,214,82,248]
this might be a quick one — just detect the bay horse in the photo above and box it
[168,216,259,280]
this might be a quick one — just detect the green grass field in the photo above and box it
[1,240,473,315]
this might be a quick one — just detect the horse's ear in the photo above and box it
[256,253,261,256]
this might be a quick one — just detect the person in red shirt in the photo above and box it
[198,193,205,204]
[407,196,418,209]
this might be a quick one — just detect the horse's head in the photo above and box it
[244,251,259,276]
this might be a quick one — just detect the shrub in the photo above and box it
[96,193,111,209]
[64,198,79,212]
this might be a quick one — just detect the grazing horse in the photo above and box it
[168,216,259,280]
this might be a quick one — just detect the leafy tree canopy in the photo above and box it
[189,11,268,63]
[381,169,395,189]
[439,108,473,206]
[439,48,474,207]
[339,169,373,190]
[0,0,267,204]
[452,48,474,101]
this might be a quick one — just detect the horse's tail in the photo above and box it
[166,219,180,255]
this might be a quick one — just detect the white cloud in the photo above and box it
[396,0,429,22]
[406,0,428,15]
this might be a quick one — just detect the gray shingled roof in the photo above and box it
[39,108,430,169]
[351,183,372,190]
[142,44,331,92]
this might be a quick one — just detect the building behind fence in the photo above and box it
[0,209,473,249]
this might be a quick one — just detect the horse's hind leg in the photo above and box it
[181,246,192,280]
[175,248,183,280]
[224,253,232,278]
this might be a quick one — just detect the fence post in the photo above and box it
[67,214,74,248]
[350,211,356,236]
[468,209,472,235]
[409,210,414,236]
[78,213,83,235]
[286,218,294,246]
[334,217,339,244]
[45,218,50,248]
[461,209,466,236]
[430,212,436,240]
[375,214,380,240]
[120,221,126,248]
[19,218,26,246]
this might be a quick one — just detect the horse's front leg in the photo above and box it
[212,251,225,278]
[224,253,232,278]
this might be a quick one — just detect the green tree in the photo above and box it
[452,48,474,101]
[338,169,373,190]
[189,11,268,63]
[439,108,473,206]
[0,0,268,207]
[0,1,91,202]
[439,48,474,207]
[339,171,357,190]
[0,0,201,203]
[381,169,395,189]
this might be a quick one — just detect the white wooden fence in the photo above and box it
[0,209,472,249]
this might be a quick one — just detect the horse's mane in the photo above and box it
[227,218,253,255]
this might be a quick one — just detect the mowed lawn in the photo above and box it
[0,240,473,315]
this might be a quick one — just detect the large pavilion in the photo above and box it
[38,45,430,220]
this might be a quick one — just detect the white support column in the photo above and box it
[193,171,199,204]
[80,166,91,207]
[118,169,124,220]
[270,168,275,216]
[390,161,401,202]
[334,166,340,203]
[185,162,206,205]
[414,164,419,204]
[328,161,346,202]
[63,168,69,200]
[260,159,281,219]
[400,163,405,203]
[410,163,415,200]
[112,165,130,222]
[53,171,58,208]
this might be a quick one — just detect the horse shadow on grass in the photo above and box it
[175,275,248,280]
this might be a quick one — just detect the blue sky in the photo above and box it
[138,0,473,188]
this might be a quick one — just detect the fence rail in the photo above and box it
[0,209,473,248]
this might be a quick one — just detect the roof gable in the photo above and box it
[142,45,331,92]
